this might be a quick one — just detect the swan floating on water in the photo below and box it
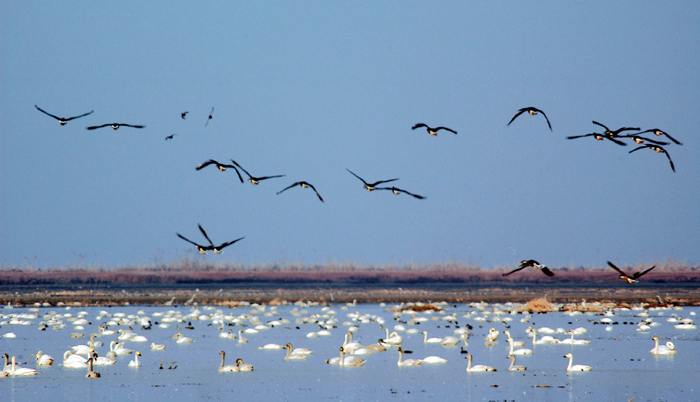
[397,347,421,366]
[507,354,526,371]
[466,353,496,372]
[218,351,239,372]
[564,353,592,372]
[649,337,677,355]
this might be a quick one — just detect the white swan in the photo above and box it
[485,328,499,343]
[508,338,533,355]
[32,351,54,366]
[128,351,141,368]
[110,340,134,355]
[649,337,677,355]
[175,333,195,344]
[236,358,254,371]
[218,351,239,372]
[422,331,443,344]
[7,356,37,376]
[441,336,460,347]
[285,343,312,356]
[284,344,308,361]
[397,347,421,366]
[531,329,559,345]
[564,353,592,372]
[151,342,166,351]
[503,330,524,347]
[466,354,496,372]
[421,355,448,364]
[560,330,590,345]
[382,328,403,346]
[258,343,284,350]
[507,354,526,371]
[238,330,248,344]
[91,352,116,365]
[62,351,88,368]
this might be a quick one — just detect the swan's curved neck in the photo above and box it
[566,355,573,371]
[220,352,225,368]
[466,354,472,370]
[339,349,345,367]
[423,332,428,342]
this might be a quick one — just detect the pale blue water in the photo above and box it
[1,303,698,401]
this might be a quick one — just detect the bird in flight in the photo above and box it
[591,121,640,137]
[566,132,627,146]
[35,105,94,125]
[165,134,178,140]
[346,168,399,191]
[629,144,675,172]
[277,181,324,202]
[176,233,210,254]
[196,159,243,182]
[205,107,214,127]
[197,224,245,254]
[375,186,425,199]
[502,260,555,277]
[507,107,552,131]
[86,123,145,130]
[634,128,682,145]
[615,134,668,146]
[230,160,285,185]
[607,261,655,284]
[181,111,189,120]
[411,123,457,136]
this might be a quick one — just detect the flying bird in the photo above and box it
[346,168,398,191]
[615,134,668,146]
[230,160,285,185]
[35,105,94,125]
[197,224,245,254]
[165,134,178,140]
[411,123,457,136]
[629,144,675,172]
[502,260,555,277]
[634,129,682,145]
[205,107,214,127]
[507,107,552,131]
[86,123,145,130]
[277,181,324,202]
[196,159,243,182]
[181,111,189,119]
[176,233,210,255]
[566,132,627,146]
[591,121,640,137]
[375,186,425,199]
[607,261,655,284]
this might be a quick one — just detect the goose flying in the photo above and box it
[375,186,425,199]
[231,160,285,185]
[607,261,655,284]
[346,168,398,191]
[503,259,555,277]
[634,128,682,145]
[277,181,324,202]
[629,144,675,172]
[86,123,145,130]
[196,159,244,182]
[507,107,552,131]
[566,132,627,146]
[411,123,457,136]
[35,105,94,125]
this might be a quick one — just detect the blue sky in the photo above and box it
[2,1,699,270]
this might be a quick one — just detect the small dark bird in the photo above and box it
[197,224,245,254]
[181,111,189,119]
[205,107,214,127]
[566,132,627,146]
[634,129,682,145]
[615,134,668,146]
[629,144,675,172]
[277,181,324,202]
[165,134,178,140]
[507,107,552,131]
[196,159,244,182]
[86,123,145,130]
[502,260,555,277]
[230,160,285,185]
[346,168,398,191]
[411,123,457,136]
[607,261,655,284]
[375,186,425,199]
[591,121,640,137]
[168,362,177,369]
[35,105,94,125]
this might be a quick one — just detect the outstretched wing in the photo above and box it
[537,109,552,131]
[412,123,428,130]
[567,133,595,140]
[198,224,215,247]
[35,105,62,120]
[539,266,555,277]
[215,236,245,251]
[196,160,218,170]
[277,182,301,195]
[230,160,252,179]
[592,121,610,132]
[435,127,458,135]
[607,261,628,277]
[606,136,627,146]
[507,108,527,126]
[368,178,399,187]
[86,123,112,130]
[256,174,285,181]
[119,124,145,129]
[346,168,369,186]
[65,110,94,121]
[628,145,648,154]
[502,265,528,277]
[306,183,324,202]
[632,265,656,279]
[176,233,204,248]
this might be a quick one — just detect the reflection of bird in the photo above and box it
[503,260,555,277]
[375,186,425,199]
[566,132,627,146]
[205,107,214,127]
[196,159,243,182]
[35,105,94,125]
[635,128,682,145]
[507,107,552,131]
[411,123,457,136]
[165,134,178,140]
[231,160,285,185]
[591,121,640,137]
[629,144,675,172]
[181,111,189,119]
[607,261,655,283]
[346,168,398,191]
[277,181,324,202]
[86,123,145,130]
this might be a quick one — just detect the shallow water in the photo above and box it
[1,302,698,401]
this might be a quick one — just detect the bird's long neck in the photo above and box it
[567,355,573,371]
[220,353,225,368]
[339,349,345,367]
[508,356,515,369]
[423,332,428,343]
[467,355,472,370]
[397,350,403,364]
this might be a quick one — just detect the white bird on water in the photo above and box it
[564,353,592,372]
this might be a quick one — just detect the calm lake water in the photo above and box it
[1,302,698,402]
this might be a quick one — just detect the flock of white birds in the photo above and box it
[0,299,695,379]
